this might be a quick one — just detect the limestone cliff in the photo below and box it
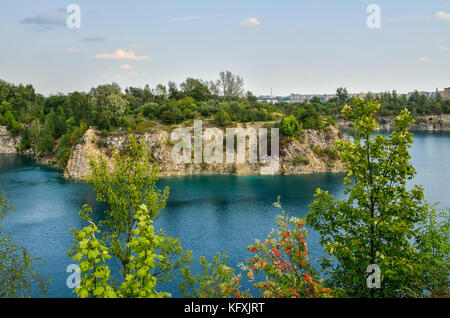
[0,126,20,153]
[64,124,347,180]
[337,114,450,132]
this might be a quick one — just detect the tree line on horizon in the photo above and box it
[0,72,449,167]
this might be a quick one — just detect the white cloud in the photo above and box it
[418,57,432,62]
[65,46,80,53]
[239,17,260,27]
[119,64,133,69]
[127,72,142,76]
[435,11,450,20]
[21,10,66,27]
[438,46,450,51]
[95,49,149,61]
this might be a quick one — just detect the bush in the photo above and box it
[296,106,324,130]
[38,134,55,155]
[313,145,338,161]
[214,109,231,127]
[142,102,159,119]
[294,155,309,165]
[281,116,302,136]
[56,134,74,167]
[17,128,31,151]
[325,115,336,126]
[96,138,108,149]
[7,120,23,137]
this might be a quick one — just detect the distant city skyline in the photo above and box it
[257,87,450,104]
[258,87,448,98]
[0,0,449,96]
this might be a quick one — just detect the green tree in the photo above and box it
[66,92,92,125]
[179,252,249,298]
[180,78,211,101]
[38,133,55,155]
[0,194,49,297]
[167,81,180,99]
[336,87,348,105]
[412,208,449,297]
[70,204,172,298]
[296,105,323,130]
[306,98,448,297]
[217,71,244,99]
[68,135,192,297]
[214,108,231,127]
[281,115,302,136]
[29,118,42,151]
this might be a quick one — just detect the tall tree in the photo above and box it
[336,87,348,105]
[306,98,448,297]
[68,135,192,297]
[180,78,211,101]
[218,71,244,99]
[167,81,179,99]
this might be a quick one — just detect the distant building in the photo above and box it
[443,87,450,99]
[258,88,449,104]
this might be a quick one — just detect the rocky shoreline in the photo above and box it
[3,114,450,180]
[0,126,20,154]
[337,114,450,132]
[0,124,348,180]
[2,115,449,180]
[64,124,347,179]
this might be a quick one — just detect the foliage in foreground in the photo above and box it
[68,135,192,298]
[70,204,173,298]
[179,198,333,298]
[306,98,449,297]
[179,253,250,298]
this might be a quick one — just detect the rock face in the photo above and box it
[0,126,20,153]
[64,129,104,179]
[337,114,450,132]
[280,128,345,175]
[64,124,348,180]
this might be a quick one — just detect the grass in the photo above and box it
[294,155,309,165]
[312,145,339,161]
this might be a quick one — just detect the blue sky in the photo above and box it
[0,0,449,96]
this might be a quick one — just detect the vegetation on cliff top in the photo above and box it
[1,73,448,168]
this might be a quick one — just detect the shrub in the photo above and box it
[313,145,338,161]
[214,109,231,127]
[294,155,309,165]
[281,116,302,136]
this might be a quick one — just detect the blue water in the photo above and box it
[0,131,449,297]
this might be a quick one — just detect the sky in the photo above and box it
[0,0,449,96]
